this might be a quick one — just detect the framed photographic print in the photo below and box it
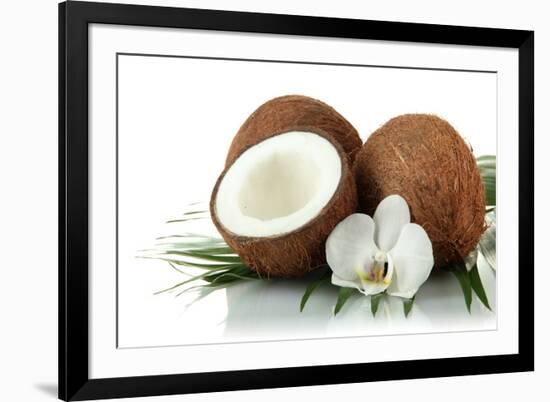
[59,1,534,400]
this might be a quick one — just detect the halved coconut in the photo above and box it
[225,95,362,166]
[211,130,357,278]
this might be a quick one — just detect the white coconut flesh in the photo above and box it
[215,131,343,237]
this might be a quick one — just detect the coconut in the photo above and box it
[354,114,486,268]
[211,129,357,278]
[225,95,362,166]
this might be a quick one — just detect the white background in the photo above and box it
[115,35,498,349]
[0,0,546,401]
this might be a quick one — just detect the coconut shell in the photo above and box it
[225,95,362,166]
[211,129,358,278]
[354,114,486,268]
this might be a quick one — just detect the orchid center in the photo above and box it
[355,249,392,285]
[374,250,387,264]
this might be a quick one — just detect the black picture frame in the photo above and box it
[59,1,534,400]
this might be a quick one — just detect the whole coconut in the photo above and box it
[354,114,486,268]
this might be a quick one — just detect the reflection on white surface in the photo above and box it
[118,255,496,348]
[223,257,495,342]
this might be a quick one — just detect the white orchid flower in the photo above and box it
[326,194,434,299]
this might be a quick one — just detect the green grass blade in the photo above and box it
[183,248,240,257]
[480,174,495,205]
[145,256,242,270]
[449,261,472,313]
[161,250,242,263]
[173,284,207,297]
[167,262,190,276]
[478,165,495,174]
[403,296,415,317]
[469,264,492,311]
[155,233,223,241]
[170,261,244,270]
[147,204,255,295]
[371,293,384,316]
[209,272,258,285]
[476,155,496,166]
[140,243,231,254]
[154,270,217,295]
[156,239,228,247]
[156,263,255,294]
[157,244,234,255]
[481,180,496,206]
[477,155,496,206]
[479,212,496,271]
[203,269,257,286]
[300,275,330,312]
[180,210,208,216]
[334,287,355,315]
[166,216,208,224]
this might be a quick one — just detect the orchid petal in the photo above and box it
[373,195,411,251]
[358,281,388,296]
[326,213,377,281]
[331,274,363,292]
[386,223,434,299]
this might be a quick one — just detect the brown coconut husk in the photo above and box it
[354,114,486,268]
[211,128,358,278]
[225,95,362,166]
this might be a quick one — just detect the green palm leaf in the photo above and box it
[334,287,356,315]
[477,155,496,206]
